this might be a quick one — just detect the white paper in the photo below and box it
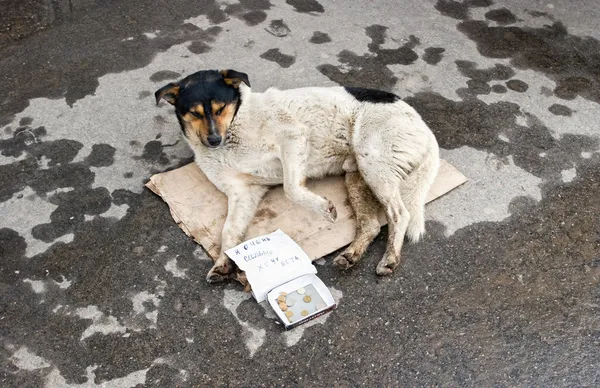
[225,230,317,302]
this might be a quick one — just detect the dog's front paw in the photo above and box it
[375,253,399,276]
[206,259,234,283]
[320,198,337,222]
[206,269,228,283]
[333,249,357,270]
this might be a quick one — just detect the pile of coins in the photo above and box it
[276,286,326,323]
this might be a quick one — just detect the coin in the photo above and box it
[277,295,286,303]
[315,303,326,311]
[279,302,287,311]
[297,287,305,294]
[279,291,287,296]
[303,295,312,303]
[286,298,296,307]
[301,310,309,316]
[285,310,293,318]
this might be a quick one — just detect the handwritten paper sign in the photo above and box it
[225,229,317,302]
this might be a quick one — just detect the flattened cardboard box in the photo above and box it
[145,160,467,261]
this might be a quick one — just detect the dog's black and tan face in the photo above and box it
[155,69,250,148]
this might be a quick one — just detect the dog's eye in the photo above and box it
[215,106,225,116]
[191,111,204,119]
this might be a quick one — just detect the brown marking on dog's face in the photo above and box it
[211,101,237,139]
[190,104,205,116]
[180,101,239,148]
[181,109,209,146]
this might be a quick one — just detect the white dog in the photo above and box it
[155,69,439,284]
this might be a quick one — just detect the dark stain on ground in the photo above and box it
[554,76,593,100]
[0,132,124,246]
[286,0,325,14]
[405,92,598,182]
[224,0,272,26]
[318,26,420,90]
[506,79,529,92]
[242,10,268,26]
[434,0,494,21]
[0,0,226,125]
[540,86,554,97]
[0,0,53,47]
[456,60,515,81]
[154,115,167,125]
[491,84,507,93]
[548,103,573,117]
[455,60,514,98]
[141,140,170,165]
[526,9,555,21]
[260,48,296,68]
[265,19,291,37]
[149,71,182,83]
[138,91,152,100]
[84,144,116,167]
[32,187,113,242]
[187,41,211,54]
[484,7,518,25]
[455,18,600,104]
[422,47,445,65]
[309,31,331,44]
[19,116,33,126]
[458,79,491,97]
[123,172,134,178]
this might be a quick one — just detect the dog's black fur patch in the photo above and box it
[344,86,400,103]
[175,71,241,115]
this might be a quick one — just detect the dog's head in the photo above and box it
[154,69,250,149]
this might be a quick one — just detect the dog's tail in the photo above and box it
[400,135,440,243]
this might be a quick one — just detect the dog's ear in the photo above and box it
[220,70,251,88]
[154,82,180,105]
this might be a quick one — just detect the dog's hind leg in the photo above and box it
[354,148,412,276]
[333,171,381,270]
[374,191,410,275]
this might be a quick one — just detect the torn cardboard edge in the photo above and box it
[145,160,467,262]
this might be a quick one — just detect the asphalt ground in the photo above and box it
[1,0,599,386]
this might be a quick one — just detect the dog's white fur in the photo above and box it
[181,83,440,281]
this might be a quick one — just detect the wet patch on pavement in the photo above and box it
[318,25,421,90]
[0,0,227,126]
[260,48,296,68]
[224,0,273,26]
[286,0,325,14]
[442,3,600,105]
[309,31,331,44]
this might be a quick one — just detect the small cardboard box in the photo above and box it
[268,274,337,329]
[226,230,336,329]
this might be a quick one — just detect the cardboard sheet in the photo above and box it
[146,160,467,261]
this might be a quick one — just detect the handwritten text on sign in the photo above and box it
[225,230,317,302]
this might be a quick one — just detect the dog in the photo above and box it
[155,69,439,284]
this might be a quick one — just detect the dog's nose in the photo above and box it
[207,135,222,147]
